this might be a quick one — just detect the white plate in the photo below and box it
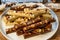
[0,3,59,40]
[0,4,6,11]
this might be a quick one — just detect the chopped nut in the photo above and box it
[28,33,31,35]
[47,28,51,31]
[35,29,41,33]
[30,25,35,28]
[23,27,27,31]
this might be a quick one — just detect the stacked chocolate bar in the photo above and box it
[6,16,55,39]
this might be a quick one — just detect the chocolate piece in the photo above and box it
[24,24,52,39]
[10,4,39,11]
[6,27,16,34]
[10,5,26,11]
[6,3,16,7]
[23,18,55,32]
[16,29,24,36]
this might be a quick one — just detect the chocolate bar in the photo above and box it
[6,3,16,7]
[10,5,26,11]
[24,24,52,39]
[23,18,55,32]
[6,27,16,34]
[16,29,24,36]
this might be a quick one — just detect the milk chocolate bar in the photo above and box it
[23,18,55,32]
[24,24,52,39]
[16,29,24,36]
[6,27,16,34]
